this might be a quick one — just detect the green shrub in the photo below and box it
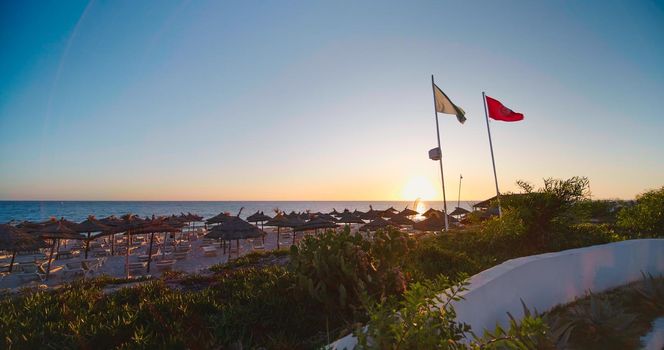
[0,267,332,349]
[617,186,664,238]
[545,293,641,350]
[476,302,555,350]
[356,276,470,349]
[502,176,591,251]
[546,223,620,251]
[209,249,290,272]
[289,227,413,316]
[406,238,480,281]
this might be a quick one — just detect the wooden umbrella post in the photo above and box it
[46,239,56,279]
[125,229,130,278]
[146,232,155,273]
[9,250,16,272]
[162,232,167,258]
[85,232,91,259]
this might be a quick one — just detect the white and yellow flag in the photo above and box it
[433,83,466,124]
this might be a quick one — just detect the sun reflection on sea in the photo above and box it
[413,201,427,222]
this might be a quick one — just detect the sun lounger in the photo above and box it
[81,259,101,276]
[176,244,191,252]
[202,246,217,257]
[155,259,175,272]
[63,262,85,279]
[127,262,147,276]
[252,240,265,250]
[92,249,110,257]
[57,250,74,260]
[173,251,188,260]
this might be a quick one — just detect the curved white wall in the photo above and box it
[329,239,664,349]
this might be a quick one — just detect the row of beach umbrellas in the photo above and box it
[2,206,469,277]
[2,212,204,277]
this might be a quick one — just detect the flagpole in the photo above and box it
[457,174,462,209]
[482,91,502,217]
[431,75,449,231]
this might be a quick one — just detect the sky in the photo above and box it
[1,0,663,201]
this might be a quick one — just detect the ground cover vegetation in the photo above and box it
[0,179,662,349]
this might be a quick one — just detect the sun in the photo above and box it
[402,176,437,201]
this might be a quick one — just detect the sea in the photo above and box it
[0,201,477,223]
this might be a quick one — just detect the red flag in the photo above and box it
[486,95,524,122]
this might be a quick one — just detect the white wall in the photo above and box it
[329,239,664,349]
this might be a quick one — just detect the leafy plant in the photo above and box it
[617,186,664,238]
[356,275,470,350]
[406,239,480,281]
[625,272,664,317]
[545,293,641,350]
[475,301,556,350]
[290,227,413,315]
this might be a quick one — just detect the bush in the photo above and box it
[289,227,413,316]
[0,267,331,349]
[406,238,480,281]
[617,186,664,238]
[356,276,470,349]
[502,176,591,251]
[547,223,620,251]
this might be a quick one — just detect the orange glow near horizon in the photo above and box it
[401,176,437,201]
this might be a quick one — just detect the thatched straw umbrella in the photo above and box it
[360,207,381,221]
[422,208,442,218]
[389,215,415,226]
[98,215,123,255]
[264,213,290,249]
[117,214,145,277]
[246,211,272,243]
[0,224,47,272]
[380,208,398,218]
[133,218,181,273]
[158,215,185,252]
[336,213,364,228]
[399,207,419,217]
[450,207,471,217]
[352,209,365,217]
[328,208,340,216]
[384,206,398,213]
[206,212,233,226]
[413,212,458,232]
[359,217,398,232]
[180,212,203,238]
[205,217,263,258]
[30,220,85,278]
[312,213,338,222]
[294,217,338,235]
[73,216,112,259]
[285,216,306,246]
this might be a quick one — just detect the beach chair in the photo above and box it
[155,259,176,272]
[92,249,110,258]
[173,251,188,260]
[81,259,101,276]
[17,262,38,273]
[57,250,74,260]
[175,244,191,253]
[202,246,217,257]
[127,262,147,276]
[63,262,85,279]
[252,240,265,250]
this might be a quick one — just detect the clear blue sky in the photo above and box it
[1,0,663,200]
